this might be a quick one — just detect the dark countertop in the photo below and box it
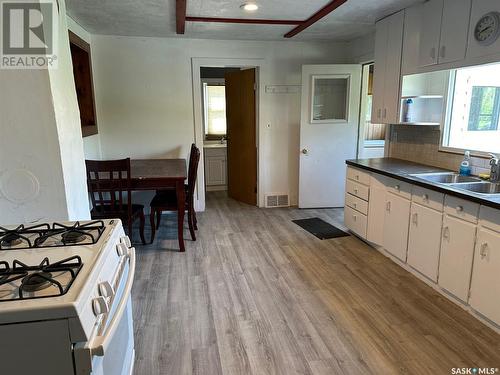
[346,158,500,209]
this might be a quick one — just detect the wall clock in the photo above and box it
[474,11,500,46]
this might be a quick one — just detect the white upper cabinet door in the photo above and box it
[384,11,405,124]
[383,192,411,261]
[407,203,443,282]
[439,0,472,64]
[467,0,500,59]
[418,0,444,67]
[371,17,388,123]
[469,227,500,326]
[402,4,423,75]
[438,215,477,302]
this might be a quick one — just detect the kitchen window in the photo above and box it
[442,62,500,154]
[203,81,227,140]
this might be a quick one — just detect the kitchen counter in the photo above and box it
[203,143,227,149]
[346,158,500,209]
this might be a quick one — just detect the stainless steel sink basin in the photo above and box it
[410,172,482,184]
[449,182,500,195]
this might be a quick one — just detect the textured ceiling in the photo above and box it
[66,0,423,41]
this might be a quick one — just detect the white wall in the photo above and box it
[90,35,351,207]
[348,34,375,64]
[0,0,90,224]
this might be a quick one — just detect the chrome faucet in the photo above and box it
[489,153,500,182]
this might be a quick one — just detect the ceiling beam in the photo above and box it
[176,0,187,34]
[186,16,302,25]
[284,0,348,38]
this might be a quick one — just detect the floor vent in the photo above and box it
[265,193,289,208]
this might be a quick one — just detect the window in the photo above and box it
[203,83,227,139]
[443,63,500,154]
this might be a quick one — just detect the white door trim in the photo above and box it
[191,57,267,211]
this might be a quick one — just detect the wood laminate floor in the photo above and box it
[131,192,500,375]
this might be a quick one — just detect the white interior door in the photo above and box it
[298,64,362,208]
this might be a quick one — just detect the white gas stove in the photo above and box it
[0,219,135,375]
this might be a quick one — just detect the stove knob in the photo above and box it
[116,243,128,256]
[92,296,109,316]
[98,281,114,298]
[120,236,131,248]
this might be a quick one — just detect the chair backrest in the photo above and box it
[187,145,201,198]
[85,158,132,215]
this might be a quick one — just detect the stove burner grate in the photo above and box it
[61,230,87,244]
[0,256,83,301]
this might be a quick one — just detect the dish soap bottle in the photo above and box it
[459,151,472,176]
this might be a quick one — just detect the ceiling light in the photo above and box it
[240,2,258,11]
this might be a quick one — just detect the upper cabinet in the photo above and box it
[371,11,404,124]
[418,0,472,67]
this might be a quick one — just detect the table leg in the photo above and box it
[176,180,186,252]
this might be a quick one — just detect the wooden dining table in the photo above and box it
[130,159,187,251]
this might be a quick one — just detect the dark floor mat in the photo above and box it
[292,217,350,240]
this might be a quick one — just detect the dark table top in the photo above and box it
[131,159,187,180]
[346,158,500,209]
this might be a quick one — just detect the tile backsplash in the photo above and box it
[388,125,491,176]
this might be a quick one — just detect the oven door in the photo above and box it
[74,246,136,375]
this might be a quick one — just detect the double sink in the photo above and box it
[410,172,500,195]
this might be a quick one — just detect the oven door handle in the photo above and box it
[91,246,136,357]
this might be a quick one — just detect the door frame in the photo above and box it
[191,57,265,212]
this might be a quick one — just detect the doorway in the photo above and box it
[357,63,386,158]
[197,65,258,208]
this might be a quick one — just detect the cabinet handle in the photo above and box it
[412,213,418,225]
[386,201,391,212]
[480,243,488,259]
[354,188,359,194]
[440,45,446,59]
[456,206,464,213]
[394,184,400,191]
[422,194,429,201]
[353,214,357,222]
[383,108,387,119]
[442,226,450,240]
[355,175,359,180]
[353,203,357,208]
[430,47,436,60]
[377,108,381,119]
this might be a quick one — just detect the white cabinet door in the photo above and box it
[205,155,227,186]
[371,17,388,123]
[418,0,443,67]
[438,215,477,302]
[407,203,443,281]
[466,0,500,60]
[469,227,500,326]
[383,192,411,261]
[367,176,386,246]
[384,11,405,124]
[439,0,471,64]
[402,4,423,75]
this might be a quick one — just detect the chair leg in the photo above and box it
[149,209,156,244]
[139,212,146,245]
[191,198,198,230]
[188,208,196,241]
[156,210,161,229]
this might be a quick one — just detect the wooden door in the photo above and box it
[225,69,257,205]
[438,215,476,302]
[469,227,500,325]
[383,192,411,261]
[407,203,443,281]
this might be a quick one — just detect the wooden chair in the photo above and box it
[85,158,146,244]
[149,145,200,243]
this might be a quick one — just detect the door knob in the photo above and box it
[301,148,308,155]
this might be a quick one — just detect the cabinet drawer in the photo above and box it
[385,177,412,200]
[412,186,444,211]
[346,180,369,201]
[444,195,479,223]
[344,206,367,239]
[345,193,368,215]
[479,206,500,233]
[347,167,371,186]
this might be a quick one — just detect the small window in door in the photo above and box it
[310,75,350,124]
